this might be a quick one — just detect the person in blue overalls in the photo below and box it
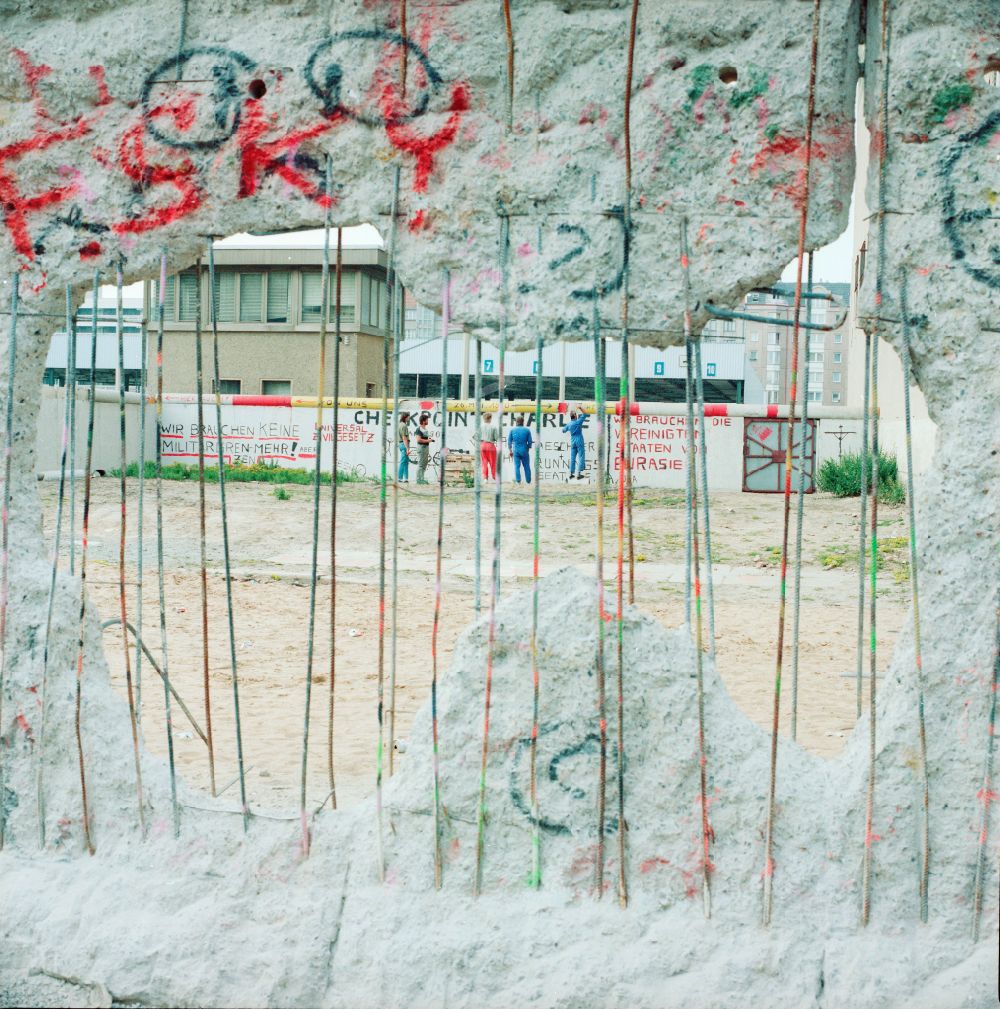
[563,409,587,480]
[507,415,534,484]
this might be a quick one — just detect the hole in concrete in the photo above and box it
[248,78,267,99]
[718,66,738,86]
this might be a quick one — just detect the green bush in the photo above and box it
[816,451,905,503]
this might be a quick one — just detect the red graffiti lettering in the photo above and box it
[0,52,109,260]
[235,99,336,206]
[112,119,203,234]
[381,80,470,192]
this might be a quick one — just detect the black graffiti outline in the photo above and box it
[940,108,1000,290]
[31,204,110,256]
[140,46,257,152]
[544,207,629,302]
[303,29,443,127]
[272,149,339,203]
[508,722,619,836]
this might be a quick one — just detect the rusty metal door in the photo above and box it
[743,418,816,493]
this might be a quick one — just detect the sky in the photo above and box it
[780,195,854,285]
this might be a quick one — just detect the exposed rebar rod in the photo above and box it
[855,332,872,720]
[328,229,343,809]
[69,287,78,576]
[622,0,639,611]
[116,266,145,834]
[684,352,693,632]
[762,0,822,928]
[615,339,629,908]
[388,166,403,777]
[592,295,608,897]
[206,246,249,829]
[971,605,1000,942]
[135,284,148,720]
[36,288,76,847]
[862,327,881,927]
[682,221,712,919]
[193,268,216,798]
[431,270,450,890]
[474,213,510,896]
[616,0,637,889]
[502,0,514,131]
[301,159,333,854]
[0,274,18,852]
[473,338,483,615]
[99,618,208,746]
[155,256,180,839]
[374,218,394,884]
[154,254,180,838]
[529,329,544,889]
[790,253,815,740]
[399,0,408,95]
[898,274,930,923]
[862,0,892,929]
[692,337,717,661]
[73,271,99,854]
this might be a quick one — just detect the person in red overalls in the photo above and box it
[479,412,499,481]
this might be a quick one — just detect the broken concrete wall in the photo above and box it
[0,1,997,1007]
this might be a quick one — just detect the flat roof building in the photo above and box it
[155,243,391,399]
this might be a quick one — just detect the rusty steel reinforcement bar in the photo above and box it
[193,268,215,801]
[115,266,145,836]
[762,0,822,929]
[301,159,334,856]
[154,253,180,839]
[99,618,208,746]
[0,273,16,852]
[862,0,892,930]
[387,165,403,778]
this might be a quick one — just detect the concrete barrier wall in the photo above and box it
[152,401,874,492]
[36,392,934,489]
[34,386,155,475]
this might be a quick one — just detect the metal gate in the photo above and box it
[743,418,816,493]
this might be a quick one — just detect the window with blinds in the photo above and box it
[153,276,176,320]
[360,273,371,326]
[239,272,263,322]
[302,270,356,323]
[267,271,290,322]
[378,279,388,329]
[213,272,236,322]
[178,273,199,321]
[301,271,324,322]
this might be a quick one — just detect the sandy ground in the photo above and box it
[39,476,909,815]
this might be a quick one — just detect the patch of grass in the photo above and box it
[813,537,910,584]
[816,451,905,504]
[273,486,291,501]
[113,461,369,485]
[751,544,783,567]
[818,546,849,570]
[872,535,910,584]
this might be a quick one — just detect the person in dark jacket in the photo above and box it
[507,415,533,484]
